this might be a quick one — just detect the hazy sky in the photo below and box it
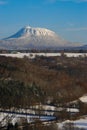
[0,0,87,44]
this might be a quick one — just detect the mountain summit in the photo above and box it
[0,26,80,50]
[6,26,60,39]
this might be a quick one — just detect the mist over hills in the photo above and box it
[0,26,83,50]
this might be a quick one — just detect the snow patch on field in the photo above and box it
[66,108,79,113]
[0,112,56,126]
[79,95,87,103]
[74,117,87,129]
[57,116,87,130]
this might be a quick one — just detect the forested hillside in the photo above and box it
[0,55,87,108]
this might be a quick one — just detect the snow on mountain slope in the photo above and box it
[0,26,80,50]
[7,26,59,38]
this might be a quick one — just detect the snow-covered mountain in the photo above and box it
[0,26,81,50]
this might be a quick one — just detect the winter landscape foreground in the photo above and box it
[0,52,87,130]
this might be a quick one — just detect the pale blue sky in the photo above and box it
[0,0,87,44]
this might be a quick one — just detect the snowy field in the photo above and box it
[0,104,86,129]
[1,112,86,129]
[0,111,56,126]
[0,52,87,59]
[74,117,87,130]
[0,104,79,127]
[57,116,87,130]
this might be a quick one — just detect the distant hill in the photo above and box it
[0,26,82,50]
